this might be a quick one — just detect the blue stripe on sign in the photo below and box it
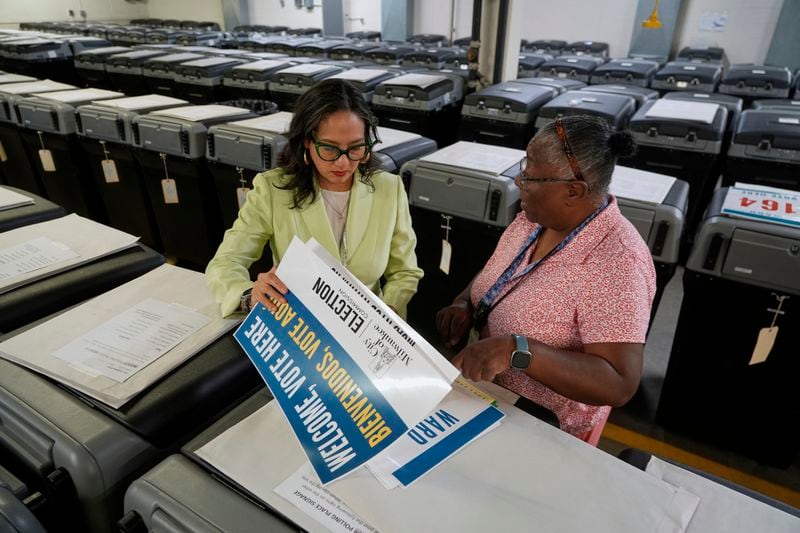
[392,406,505,486]
[722,209,800,227]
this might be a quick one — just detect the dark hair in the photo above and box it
[531,114,637,198]
[277,79,380,209]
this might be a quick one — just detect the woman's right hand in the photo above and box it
[251,266,288,312]
[436,299,475,348]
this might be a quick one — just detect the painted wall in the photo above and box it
[247,0,323,31]
[516,0,639,58]
[0,0,148,29]
[146,0,225,27]
[674,0,784,64]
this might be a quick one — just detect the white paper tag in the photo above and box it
[0,140,7,162]
[749,326,777,365]
[439,239,452,275]
[161,178,179,204]
[236,186,250,209]
[101,159,119,183]
[39,149,56,172]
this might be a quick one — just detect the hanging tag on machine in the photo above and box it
[101,159,120,183]
[37,131,55,171]
[439,214,453,275]
[236,187,250,209]
[749,293,788,365]
[99,141,119,183]
[0,140,8,162]
[39,149,56,172]
[440,239,452,275]
[159,152,179,204]
[749,327,778,365]
[235,167,250,209]
[161,178,179,204]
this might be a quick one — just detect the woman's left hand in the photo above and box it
[451,336,515,382]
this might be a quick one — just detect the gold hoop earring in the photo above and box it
[303,149,310,166]
[361,153,370,164]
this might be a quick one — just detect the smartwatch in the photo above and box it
[240,288,253,313]
[510,334,533,370]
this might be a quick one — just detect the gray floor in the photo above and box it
[610,266,800,494]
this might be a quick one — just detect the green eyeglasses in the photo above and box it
[310,134,371,162]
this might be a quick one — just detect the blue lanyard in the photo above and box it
[473,196,610,328]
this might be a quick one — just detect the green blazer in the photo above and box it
[206,167,423,318]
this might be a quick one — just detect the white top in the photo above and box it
[93,94,188,111]
[375,126,421,150]
[229,111,294,134]
[180,57,240,68]
[0,74,36,84]
[0,80,74,95]
[276,63,333,75]
[386,73,445,88]
[31,88,124,103]
[421,141,524,175]
[610,165,677,204]
[150,105,250,121]
[232,59,292,72]
[320,189,350,248]
[330,68,389,82]
[644,99,720,124]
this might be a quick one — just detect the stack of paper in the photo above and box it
[0,214,139,295]
[0,187,34,211]
[610,166,677,205]
[0,264,239,408]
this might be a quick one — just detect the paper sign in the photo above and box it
[0,237,78,281]
[52,298,211,382]
[610,166,676,204]
[421,141,523,175]
[366,387,504,488]
[274,466,379,533]
[236,186,250,209]
[721,186,800,228]
[233,237,456,484]
[101,159,120,183]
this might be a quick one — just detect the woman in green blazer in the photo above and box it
[206,79,423,319]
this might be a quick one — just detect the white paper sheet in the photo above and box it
[0,237,77,281]
[232,111,294,134]
[645,456,800,533]
[0,214,138,295]
[195,399,699,533]
[420,141,524,175]
[387,73,444,88]
[31,88,123,103]
[94,94,187,111]
[644,99,720,124]
[610,165,677,204]
[374,126,421,151]
[53,298,211,382]
[0,264,237,408]
[274,466,380,533]
[331,68,389,83]
[0,80,75,95]
[151,105,250,122]
[0,187,34,211]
